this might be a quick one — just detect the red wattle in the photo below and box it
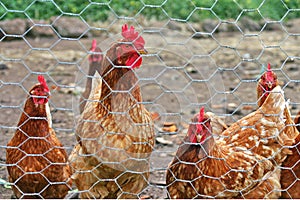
[33,97,48,105]
[189,134,197,143]
[126,54,142,69]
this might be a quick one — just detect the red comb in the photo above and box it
[91,39,97,51]
[198,107,205,122]
[196,107,205,132]
[121,24,145,49]
[267,63,271,71]
[266,63,273,81]
[38,75,49,92]
[89,39,103,63]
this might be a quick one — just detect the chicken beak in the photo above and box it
[138,48,148,55]
[196,134,202,143]
[267,82,273,89]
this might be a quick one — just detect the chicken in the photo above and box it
[257,64,300,198]
[258,64,298,140]
[69,24,155,199]
[6,75,72,198]
[79,39,103,113]
[166,85,295,199]
[256,63,298,154]
[280,111,300,198]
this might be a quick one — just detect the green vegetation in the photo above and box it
[0,0,299,22]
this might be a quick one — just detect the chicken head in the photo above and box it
[259,63,278,96]
[187,107,212,144]
[88,39,103,63]
[257,63,279,107]
[30,75,50,105]
[115,24,147,69]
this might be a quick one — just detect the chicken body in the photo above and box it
[167,86,295,198]
[256,64,299,198]
[257,64,297,145]
[6,77,72,199]
[69,25,155,199]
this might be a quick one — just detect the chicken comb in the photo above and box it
[266,63,273,81]
[267,63,271,71]
[121,24,145,49]
[196,107,205,132]
[198,107,205,122]
[90,39,97,52]
[38,75,50,92]
[89,39,103,63]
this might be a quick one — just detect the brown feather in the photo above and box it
[280,111,300,199]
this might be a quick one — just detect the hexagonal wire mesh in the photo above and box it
[1,0,300,199]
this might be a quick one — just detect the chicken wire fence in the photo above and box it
[0,0,300,199]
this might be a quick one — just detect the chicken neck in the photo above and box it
[180,134,216,162]
[17,97,51,138]
[99,45,143,110]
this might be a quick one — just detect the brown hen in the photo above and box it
[166,85,295,199]
[256,64,298,158]
[257,63,298,146]
[79,39,103,113]
[257,64,300,198]
[69,24,155,199]
[6,75,72,199]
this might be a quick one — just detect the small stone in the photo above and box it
[156,137,173,145]
[287,65,298,71]
[0,64,9,70]
[243,53,251,59]
[162,122,178,132]
[140,195,151,199]
[159,153,168,157]
[228,103,237,108]
[186,66,198,74]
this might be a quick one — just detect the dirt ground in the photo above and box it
[1,28,300,199]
